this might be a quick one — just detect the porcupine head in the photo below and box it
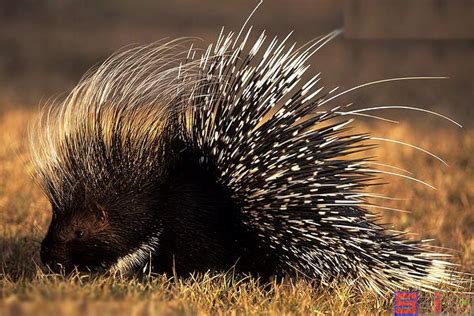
[30,22,460,294]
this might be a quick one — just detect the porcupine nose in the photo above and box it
[40,239,69,273]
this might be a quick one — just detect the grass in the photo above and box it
[0,108,473,315]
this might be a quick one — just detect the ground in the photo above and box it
[0,108,473,315]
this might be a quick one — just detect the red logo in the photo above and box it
[394,292,418,316]
[434,292,441,314]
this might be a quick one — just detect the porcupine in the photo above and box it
[30,13,461,295]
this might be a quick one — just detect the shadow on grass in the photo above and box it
[0,235,42,280]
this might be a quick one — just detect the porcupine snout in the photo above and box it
[40,233,70,273]
[39,204,118,274]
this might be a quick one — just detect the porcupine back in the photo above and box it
[181,28,460,294]
[30,25,461,293]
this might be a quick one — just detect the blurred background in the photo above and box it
[0,2,473,314]
[1,0,473,126]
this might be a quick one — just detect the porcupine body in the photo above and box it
[30,23,459,294]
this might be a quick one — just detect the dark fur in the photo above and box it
[41,139,280,277]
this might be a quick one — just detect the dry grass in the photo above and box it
[1,108,473,315]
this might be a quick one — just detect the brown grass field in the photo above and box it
[1,1,473,314]
[0,107,472,315]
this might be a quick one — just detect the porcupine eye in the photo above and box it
[72,207,106,240]
[74,230,85,239]
[72,210,106,240]
[40,204,114,273]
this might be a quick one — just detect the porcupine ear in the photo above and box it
[95,204,108,225]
